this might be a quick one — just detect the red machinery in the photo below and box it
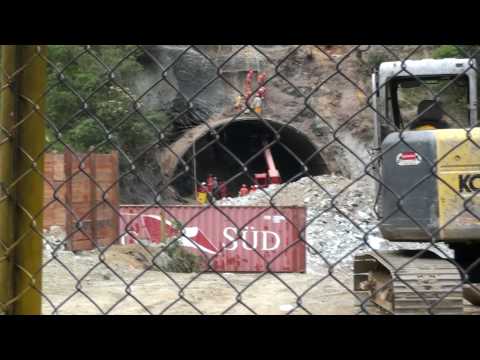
[254,142,282,188]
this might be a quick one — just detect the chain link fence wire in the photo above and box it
[1,45,480,314]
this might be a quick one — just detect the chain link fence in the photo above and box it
[1,45,480,315]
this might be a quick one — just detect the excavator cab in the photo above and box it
[371,58,478,146]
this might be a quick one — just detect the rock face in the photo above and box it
[137,45,272,115]
[134,45,440,201]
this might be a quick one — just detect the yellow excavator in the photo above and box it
[353,58,480,314]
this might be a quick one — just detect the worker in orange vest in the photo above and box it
[252,95,263,115]
[257,86,266,100]
[219,180,228,199]
[212,176,219,199]
[206,174,214,193]
[244,69,255,100]
[234,95,245,111]
[257,72,267,86]
[239,184,250,197]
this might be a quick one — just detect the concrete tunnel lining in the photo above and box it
[159,117,330,196]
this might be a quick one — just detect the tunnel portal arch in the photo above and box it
[158,117,330,197]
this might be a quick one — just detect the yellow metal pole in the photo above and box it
[12,45,47,315]
[0,45,18,315]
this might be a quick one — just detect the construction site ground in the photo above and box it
[41,245,480,315]
[42,247,355,315]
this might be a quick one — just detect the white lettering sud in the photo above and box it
[222,227,281,251]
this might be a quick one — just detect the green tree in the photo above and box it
[47,45,169,150]
[432,45,462,59]
[46,45,172,202]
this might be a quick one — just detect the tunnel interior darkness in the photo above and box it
[174,120,329,197]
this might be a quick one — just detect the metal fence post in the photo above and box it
[12,45,47,315]
[0,45,18,315]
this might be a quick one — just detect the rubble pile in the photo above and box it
[217,175,452,273]
[42,233,201,277]
[43,226,67,253]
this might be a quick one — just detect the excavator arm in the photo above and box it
[263,143,281,184]
[254,141,282,187]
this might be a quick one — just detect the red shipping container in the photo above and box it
[119,206,306,273]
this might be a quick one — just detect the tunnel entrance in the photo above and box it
[173,119,329,197]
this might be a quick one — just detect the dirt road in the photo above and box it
[41,247,357,315]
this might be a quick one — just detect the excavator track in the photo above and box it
[354,250,464,315]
